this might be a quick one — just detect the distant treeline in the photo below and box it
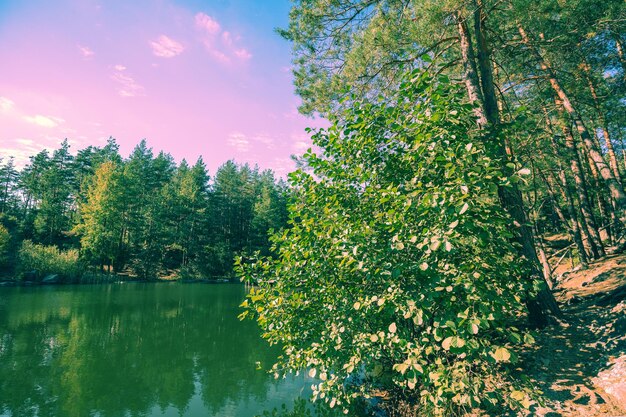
[0,138,289,281]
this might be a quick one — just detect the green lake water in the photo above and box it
[0,283,312,417]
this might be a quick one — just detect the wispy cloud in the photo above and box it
[194,12,252,63]
[78,45,95,58]
[195,13,220,34]
[23,115,64,128]
[0,97,15,112]
[111,66,144,97]
[150,35,185,58]
[16,138,34,146]
[291,134,311,153]
[252,133,276,149]
[271,157,296,177]
[234,48,252,60]
[227,132,250,152]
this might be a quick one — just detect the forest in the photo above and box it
[0,138,289,282]
[237,0,626,416]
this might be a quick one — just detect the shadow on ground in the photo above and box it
[523,254,626,416]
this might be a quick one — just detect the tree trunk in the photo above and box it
[518,24,626,211]
[458,10,562,325]
[457,12,487,126]
[582,62,622,182]
[561,120,605,258]
[542,148,589,267]
[614,35,626,78]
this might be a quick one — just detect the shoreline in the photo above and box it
[0,276,239,287]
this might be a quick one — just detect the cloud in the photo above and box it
[252,134,276,149]
[0,97,15,111]
[222,31,233,47]
[270,157,296,177]
[194,12,251,63]
[16,138,34,146]
[195,13,220,34]
[227,132,250,152]
[150,35,185,58]
[23,115,64,128]
[291,134,311,153]
[234,48,252,60]
[111,68,145,97]
[78,45,95,58]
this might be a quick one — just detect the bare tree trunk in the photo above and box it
[615,35,626,78]
[582,62,622,181]
[543,141,590,266]
[458,10,562,325]
[457,13,487,126]
[584,150,616,246]
[518,24,626,211]
[562,121,605,258]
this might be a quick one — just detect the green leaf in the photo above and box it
[393,363,409,375]
[491,347,511,362]
[442,336,465,351]
[511,390,525,401]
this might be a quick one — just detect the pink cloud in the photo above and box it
[78,45,94,58]
[23,115,64,128]
[227,132,250,152]
[111,68,144,97]
[222,31,233,46]
[150,35,185,58]
[234,48,252,60]
[194,12,251,63]
[195,13,220,34]
[0,97,15,112]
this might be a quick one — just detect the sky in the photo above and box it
[0,0,322,176]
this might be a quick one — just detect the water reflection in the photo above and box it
[0,283,310,417]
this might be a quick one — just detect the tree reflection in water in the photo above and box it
[0,283,311,417]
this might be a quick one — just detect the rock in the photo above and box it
[42,274,61,284]
[593,355,626,410]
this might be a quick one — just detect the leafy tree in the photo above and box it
[74,161,127,272]
[239,72,536,415]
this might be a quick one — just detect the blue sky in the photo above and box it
[0,0,321,175]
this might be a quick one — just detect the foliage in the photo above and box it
[255,398,344,417]
[17,240,85,282]
[0,224,10,268]
[239,71,537,415]
[0,136,289,281]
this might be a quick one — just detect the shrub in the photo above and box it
[17,240,86,282]
[238,71,537,416]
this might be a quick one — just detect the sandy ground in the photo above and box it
[525,253,626,416]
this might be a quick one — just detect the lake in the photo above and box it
[0,283,312,417]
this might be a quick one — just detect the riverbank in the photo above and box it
[0,274,239,287]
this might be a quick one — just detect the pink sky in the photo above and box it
[0,0,322,176]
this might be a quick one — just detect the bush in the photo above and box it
[17,240,86,282]
[238,71,537,416]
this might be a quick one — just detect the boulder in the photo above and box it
[594,355,626,410]
[42,274,61,284]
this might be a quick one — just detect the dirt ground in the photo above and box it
[524,253,626,416]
